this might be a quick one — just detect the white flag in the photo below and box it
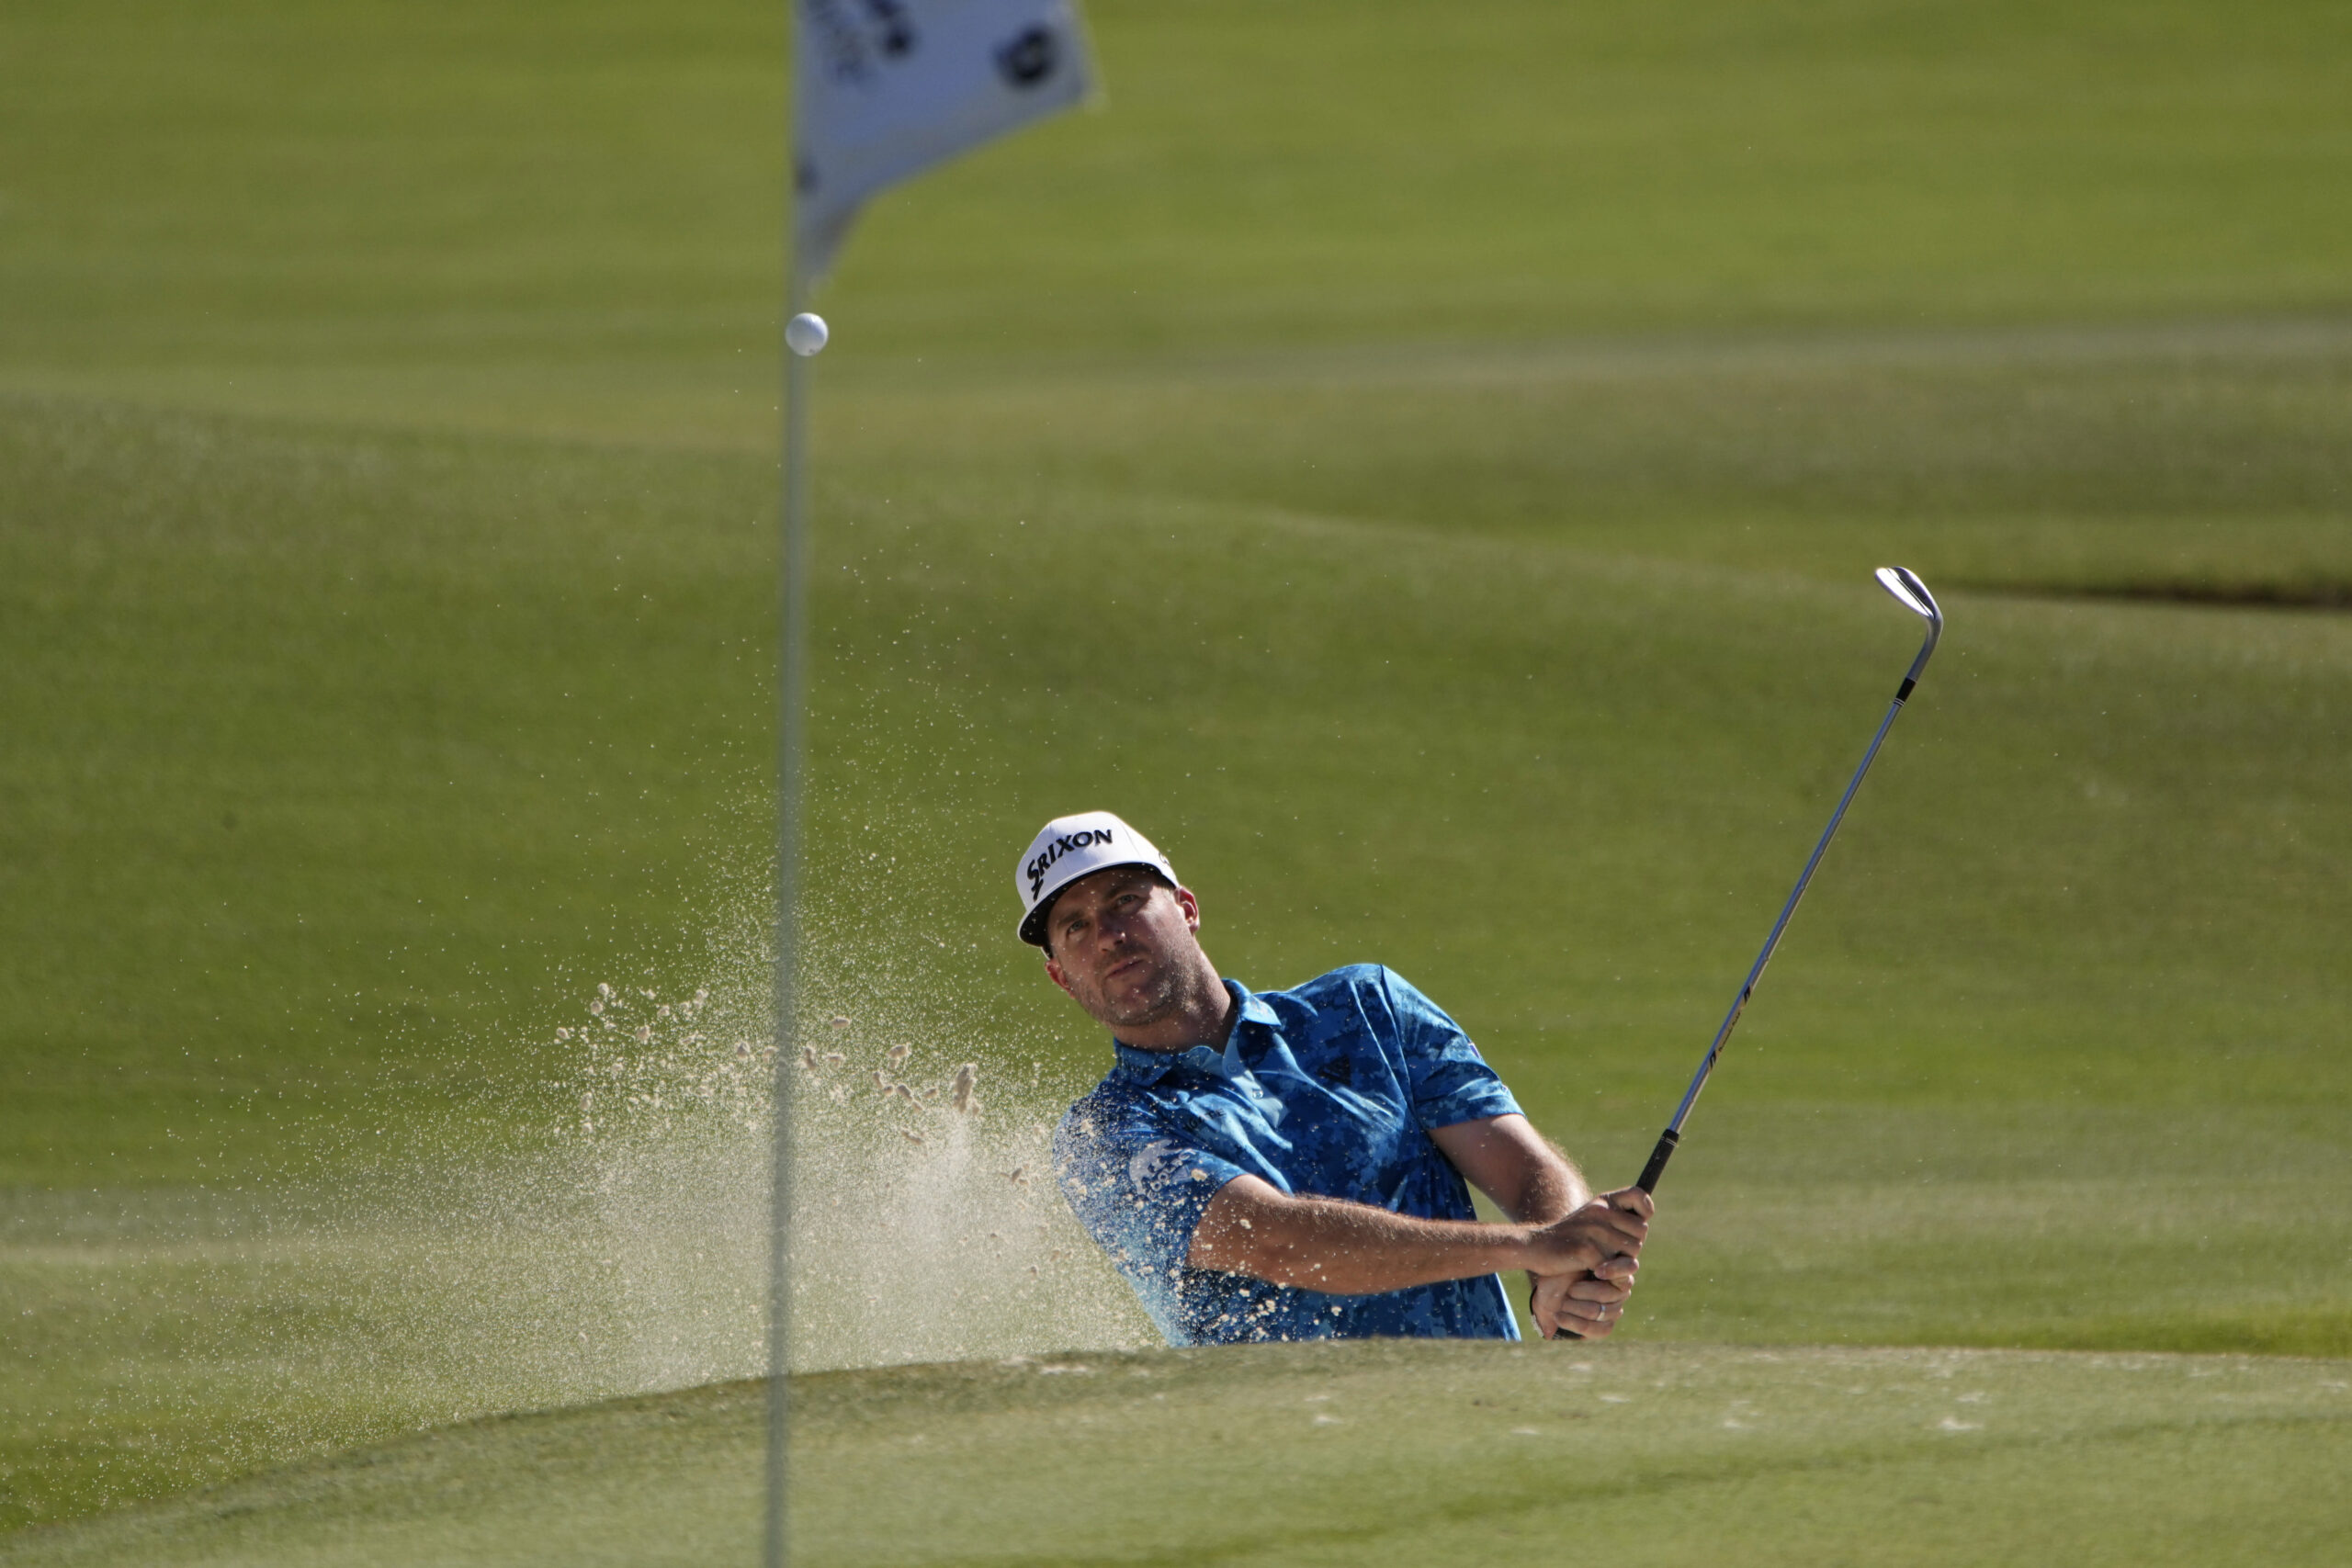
[795,0,1095,282]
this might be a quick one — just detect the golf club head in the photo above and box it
[1875,565,1940,624]
[1874,566,1942,688]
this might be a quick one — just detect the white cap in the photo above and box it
[1013,811,1177,947]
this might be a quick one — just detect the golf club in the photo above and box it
[1556,567,1940,1339]
[1634,566,1942,1193]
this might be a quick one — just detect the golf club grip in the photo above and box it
[1634,1127,1679,1194]
[1550,1129,1679,1341]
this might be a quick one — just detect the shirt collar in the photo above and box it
[1110,978,1280,1085]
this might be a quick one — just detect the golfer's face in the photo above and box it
[1045,868,1199,1028]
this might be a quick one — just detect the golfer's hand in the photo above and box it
[1526,1187,1655,1341]
[1531,1257,1637,1340]
[1521,1188,1650,1280]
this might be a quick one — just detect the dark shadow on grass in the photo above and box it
[1967,581,2352,613]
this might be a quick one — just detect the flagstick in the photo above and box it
[763,255,810,1568]
[763,9,1094,1558]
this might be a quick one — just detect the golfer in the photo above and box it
[1025,811,1652,1347]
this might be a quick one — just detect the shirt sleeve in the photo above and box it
[1053,1099,1250,1291]
[1375,967,1522,1131]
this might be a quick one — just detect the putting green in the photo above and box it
[5,1343,2348,1567]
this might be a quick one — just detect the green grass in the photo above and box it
[6,0,2352,425]
[820,321,2352,599]
[5,1343,2349,1566]
[6,400,2346,1530]
[8,392,2345,1174]
[4,0,2351,1548]
[0,398,775,1181]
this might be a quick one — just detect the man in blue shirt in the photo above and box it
[1023,811,1652,1348]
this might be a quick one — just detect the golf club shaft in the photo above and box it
[1635,663,1929,1195]
[1555,681,1919,1337]
[1554,571,1939,1340]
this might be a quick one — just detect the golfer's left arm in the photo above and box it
[1430,1113,1654,1340]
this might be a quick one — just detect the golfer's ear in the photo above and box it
[1044,953,1075,997]
[1174,885,1202,930]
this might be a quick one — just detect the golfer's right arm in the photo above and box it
[1188,1175,1645,1300]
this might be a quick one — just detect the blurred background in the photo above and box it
[3,0,2347,1545]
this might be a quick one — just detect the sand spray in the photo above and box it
[38,811,1152,1508]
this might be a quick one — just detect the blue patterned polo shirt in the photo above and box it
[1052,965,1523,1347]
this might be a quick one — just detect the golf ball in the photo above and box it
[786,312,830,356]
